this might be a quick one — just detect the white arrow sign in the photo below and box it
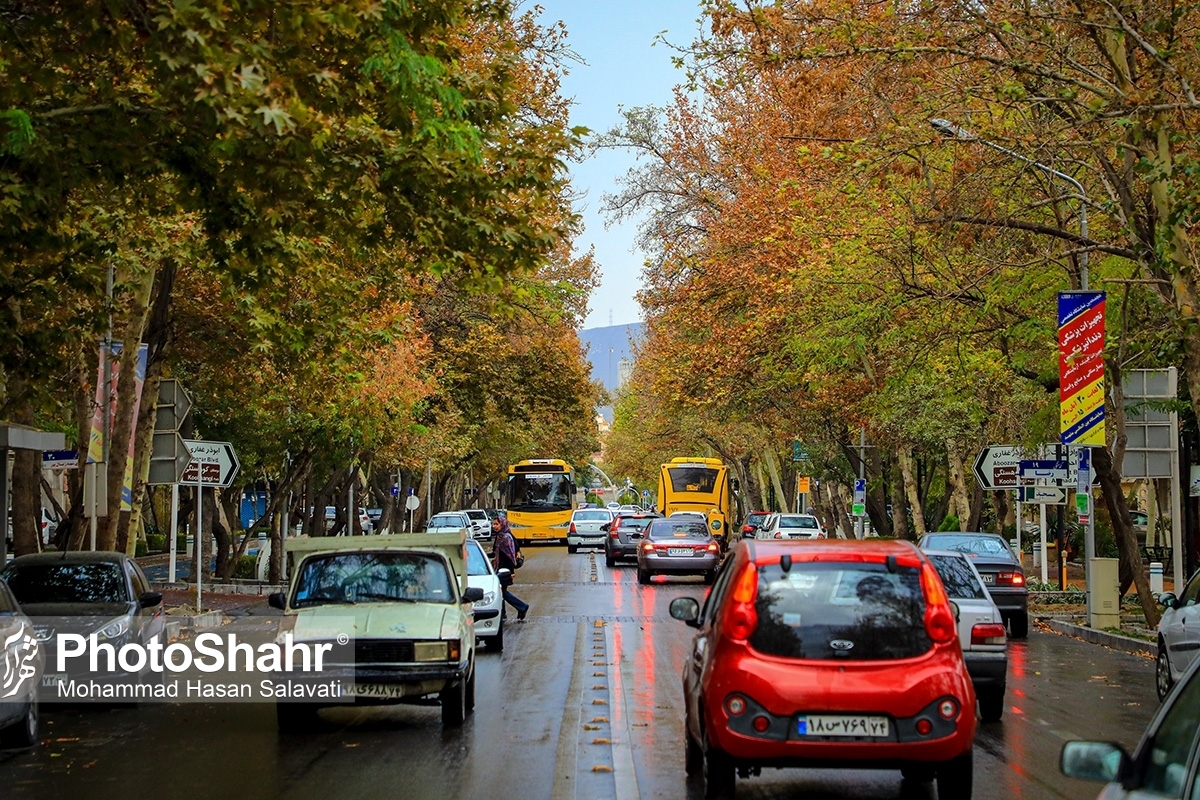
[182,440,240,487]
[1018,486,1068,505]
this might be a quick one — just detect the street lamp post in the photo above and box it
[930,117,1097,609]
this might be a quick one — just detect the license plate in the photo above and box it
[981,574,996,584]
[798,715,889,737]
[349,683,408,699]
[668,547,692,556]
[41,673,66,688]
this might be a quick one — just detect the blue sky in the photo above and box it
[530,0,704,330]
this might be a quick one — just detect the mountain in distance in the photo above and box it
[580,322,644,393]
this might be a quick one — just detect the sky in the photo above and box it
[530,0,705,330]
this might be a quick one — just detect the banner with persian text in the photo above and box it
[1058,292,1106,446]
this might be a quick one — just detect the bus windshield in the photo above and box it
[507,473,573,511]
[667,467,719,494]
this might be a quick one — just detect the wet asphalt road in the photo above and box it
[0,545,1160,800]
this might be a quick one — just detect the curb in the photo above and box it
[1042,618,1156,658]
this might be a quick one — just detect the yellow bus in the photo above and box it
[657,457,733,545]
[503,459,577,543]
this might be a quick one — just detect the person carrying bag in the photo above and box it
[490,516,530,621]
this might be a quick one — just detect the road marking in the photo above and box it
[606,621,642,800]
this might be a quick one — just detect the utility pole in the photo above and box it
[854,428,867,539]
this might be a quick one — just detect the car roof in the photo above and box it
[6,551,132,566]
[737,538,923,562]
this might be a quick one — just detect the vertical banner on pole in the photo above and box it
[1058,292,1106,446]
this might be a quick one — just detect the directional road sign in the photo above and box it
[155,379,193,433]
[973,445,1098,490]
[1019,459,1069,485]
[182,440,240,487]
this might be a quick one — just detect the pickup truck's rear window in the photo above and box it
[747,562,930,660]
[293,552,455,606]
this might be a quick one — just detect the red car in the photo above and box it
[669,538,976,799]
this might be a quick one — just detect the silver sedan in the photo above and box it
[636,519,721,585]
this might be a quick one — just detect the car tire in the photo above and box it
[568,543,578,554]
[703,570,716,585]
[0,697,38,749]
[276,702,320,733]
[605,550,615,568]
[1157,639,1175,701]
[465,667,476,713]
[936,750,973,800]
[703,748,736,799]
[638,567,651,585]
[979,692,1004,723]
[1008,611,1029,639]
[441,679,468,727]
[487,621,505,652]
[900,765,934,783]
[685,733,704,777]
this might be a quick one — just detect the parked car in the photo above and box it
[919,532,1028,638]
[269,532,483,730]
[636,518,721,585]
[465,538,504,651]
[568,508,614,554]
[366,508,383,526]
[0,577,40,748]
[669,538,976,799]
[1154,568,1200,701]
[925,550,1008,722]
[755,512,826,540]
[484,508,506,523]
[460,509,492,541]
[1061,648,1200,798]
[323,506,373,535]
[739,510,772,539]
[602,511,660,567]
[426,512,471,534]
[1,552,165,696]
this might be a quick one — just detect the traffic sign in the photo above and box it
[391,485,400,497]
[1018,486,1067,505]
[852,479,866,517]
[1019,460,1068,484]
[148,431,193,485]
[42,450,78,470]
[973,445,1098,490]
[792,441,811,462]
[405,494,421,511]
[181,440,240,487]
[155,379,193,433]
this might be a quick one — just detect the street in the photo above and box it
[0,545,1159,800]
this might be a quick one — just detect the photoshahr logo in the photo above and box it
[1,627,39,699]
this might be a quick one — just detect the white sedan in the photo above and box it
[755,513,826,539]
[1155,568,1200,701]
[465,539,505,651]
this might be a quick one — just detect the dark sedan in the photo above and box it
[0,552,165,695]
[636,518,721,584]
[603,512,660,567]
[919,532,1029,638]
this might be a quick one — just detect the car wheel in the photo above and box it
[703,570,716,585]
[638,567,651,585]
[703,748,736,799]
[465,666,476,713]
[685,732,704,777]
[276,702,320,733]
[900,765,934,783]
[605,550,615,568]
[487,621,505,652]
[979,692,1004,723]
[568,543,578,554]
[1157,640,1175,701]
[936,750,973,800]
[0,697,38,749]
[441,679,468,727]
[1009,611,1029,639]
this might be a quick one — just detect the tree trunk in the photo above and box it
[9,386,41,557]
[763,448,788,514]
[868,448,892,537]
[1094,445,1159,628]
[946,438,972,528]
[966,481,985,532]
[890,454,910,540]
[899,445,927,536]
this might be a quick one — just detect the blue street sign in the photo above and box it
[391,485,399,497]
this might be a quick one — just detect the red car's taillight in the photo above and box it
[996,571,1024,586]
[920,563,956,644]
[706,542,720,553]
[725,563,759,640]
[641,541,653,553]
[971,623,1007,645]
